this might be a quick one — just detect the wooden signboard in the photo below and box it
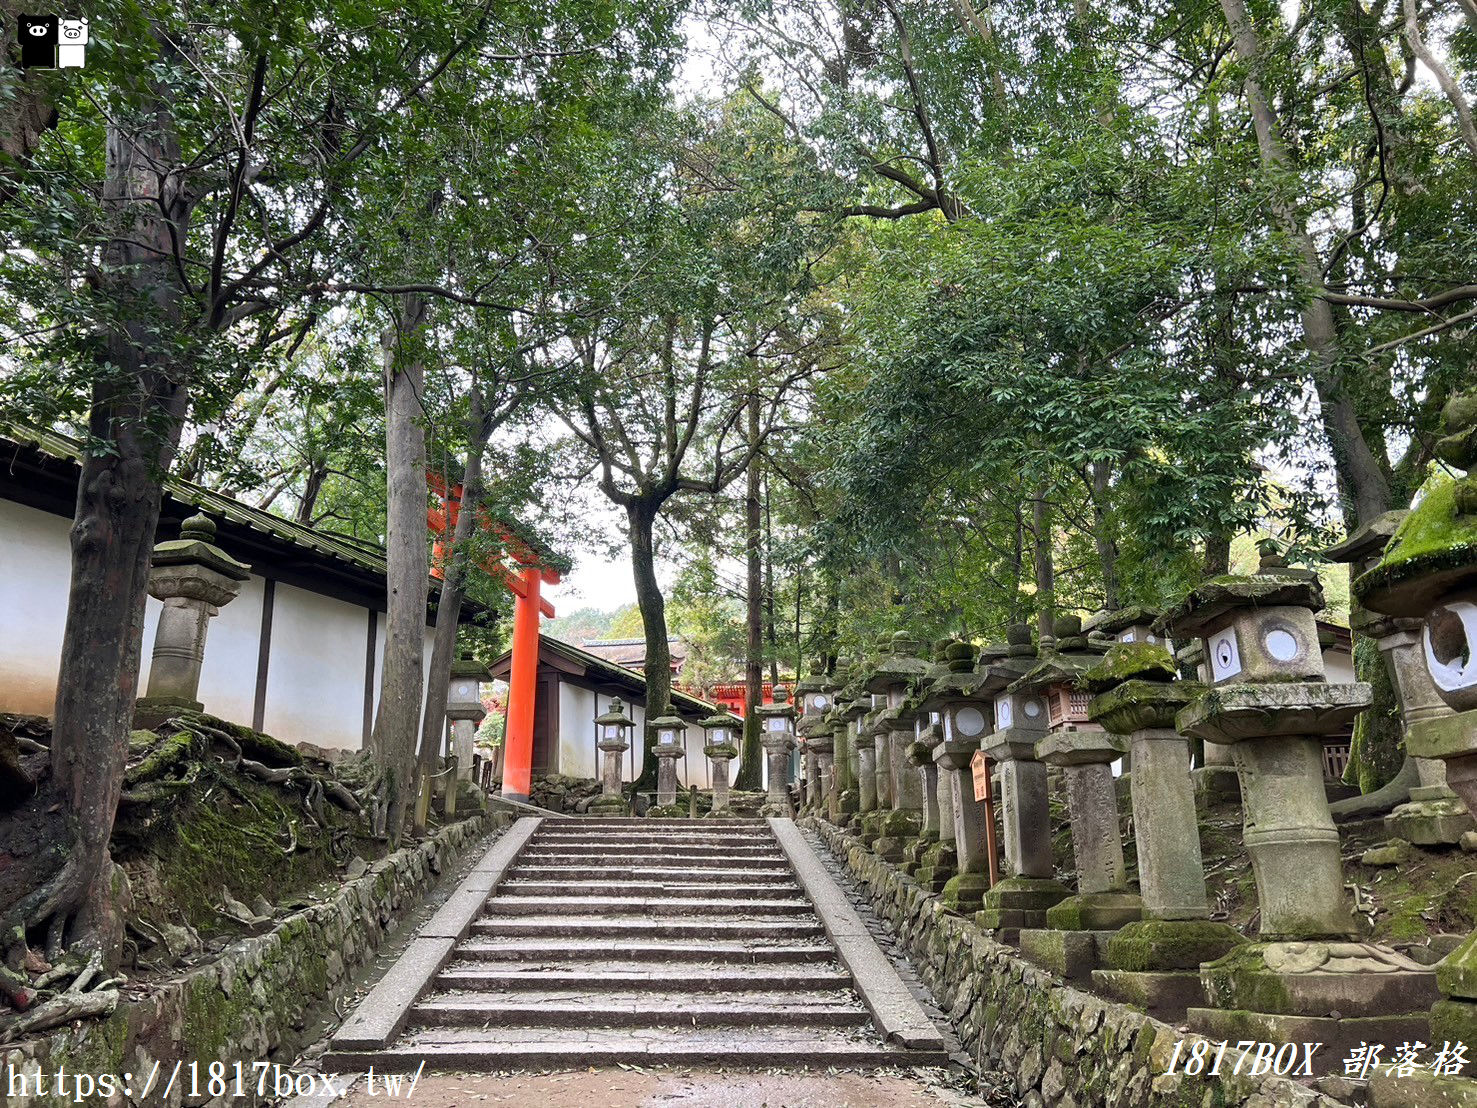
[971,748,990,801]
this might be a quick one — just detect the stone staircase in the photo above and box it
[326,817,950,1070]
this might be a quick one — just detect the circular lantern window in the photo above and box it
[1425,602,1477,693]
[1022,698,1043,720]
[955,706,986,737]
[1264,629,1299,662]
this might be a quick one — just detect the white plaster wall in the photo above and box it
[0,500,71,715]
[138,576,264,729]
[261,582,369,750]
[1323,647,1356,684]
[558,680,596,778]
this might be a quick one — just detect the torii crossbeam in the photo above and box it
[427,472,558,804]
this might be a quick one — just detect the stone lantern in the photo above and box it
[1326,512,1472,844]
[795,661,838,813]
[1169,555,1436,1064]
[447,651,491,783]
[860,631,929,860]
[648,711,688,812]
[592,697,635,814]
[914,640,995,910]
[758,686,797,816]
[1356,391,1477,1069]
[136,513,251,726]
[1015,616,1141,981]
[700,710,741,816]
[836,673,874,826]
[977,624,1067,942]
[1085,641,1243,1017]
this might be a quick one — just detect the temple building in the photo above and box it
[0,426,476,751]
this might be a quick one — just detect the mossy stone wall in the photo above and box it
[804,818,1353,1108]
[1,814,499,1107]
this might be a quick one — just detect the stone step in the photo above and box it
[435,964,852,992]
[531,831,776,845]
[482,895,815,918]
[542,819,769,829]
[497,881,801,900]
[508,864,795,882]
[454,938,835,964]
[324,1026,951,1071]
[469,916,827,941]
[516,851,786,867]
[411,992,869,1029]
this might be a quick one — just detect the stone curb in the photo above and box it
[330,816,542,1051]
[769,817,945,1051]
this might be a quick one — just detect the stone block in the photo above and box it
[1438,931,1477,1001]
[1432,997,1477,1047]
[1387,798,1475,846]
[1092,968,1206,1016]
[1192,764,1240,806]
[1186,1007,1432,1076]
[1202,941,1440,1018]
[1361,838,1413,866]
[1018,928,1114,981]
[1104,918,1245,972]
[1368,1069,1477,1108]
[940,872,990,914]
[1044,891,1143,931]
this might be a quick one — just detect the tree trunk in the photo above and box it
[370,292,430,843]
[736,394,765,791]
[628,500,671,794]
[1217,0,1393,528]
[1088,461,1119,610]
[0,93,186,966]
[1031,487,1055,642]
[763,471,781,685]
[412,398,493,834]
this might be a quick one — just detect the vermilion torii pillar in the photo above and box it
[427,473,559,805]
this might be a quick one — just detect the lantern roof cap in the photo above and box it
[914,668,990,713]
[1008,646,1103,695]
[1356,477,1477,617]
[1083,605,1164,636]
[449,650,491,681]
[594,697,635,727]
[648,712,687,729]
[698,710,742,730]
[152,512,252,581]
[1323,510,1408,567]
[977,652,1038,695]
[1159,567,1324,640]
[1082,641,1178,694]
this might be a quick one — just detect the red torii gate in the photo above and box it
[427,472,558,804]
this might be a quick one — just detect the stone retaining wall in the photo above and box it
[805,818,1354,1108]
[2,813,503,1107]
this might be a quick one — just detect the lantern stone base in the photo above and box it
[1191,765,1240,807]
[1186,1008,1432,1076]
[589,795,627,815]
[759,801,793,818]
[1367,1069,1477,1108]
[645,803,691,819]
[940,870,989,914]
[1199,941,1439,1018]
[1091,969,1206,1017]
[134,694,204,728]
[913,840,957,893]
[1434,930,1477,1044]
[858,810,885,846]
[1385,790,1474,846]
[1043,890,1143,931]
[1103,918,1245,972]
[1018,927,1116,981]
[976,877,1070,943]
[903,828,938,870]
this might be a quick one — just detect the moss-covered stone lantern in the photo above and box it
[795,660,838,814]
[700,710,742,816]
[592,697,636,814]
[977,624,1068,942]
[136,513,252,726]
[447,650,492,784]
[1356,390,1477,1069]
[647,710,688,813]
[1169,555,1436,1067]
[1015,616,1141,981]
[859,631,929,860]
[914,639,995,911]
[1085,641,1243,1017]
[757,685,797,817]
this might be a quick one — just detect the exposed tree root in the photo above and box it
[0,988,118,1044]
